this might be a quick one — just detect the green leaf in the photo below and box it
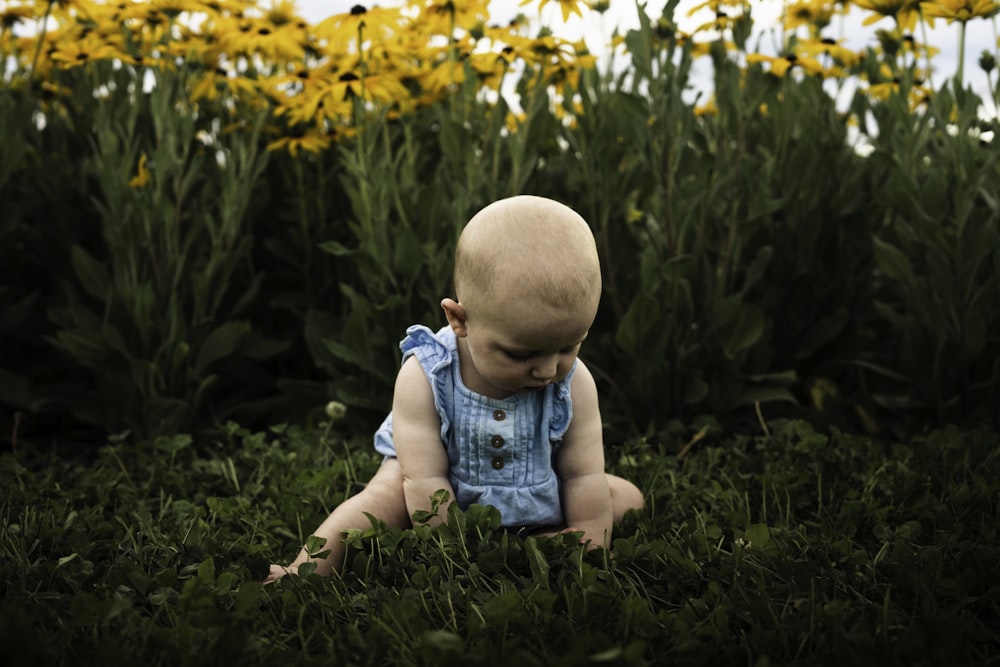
[393,226,424,283]
[872,236,916,286]
[739,245,773,296]
[70,245,111,301]
[616,292,664,357]
[303,309,341,374]
[56,553,79,569]
[524,537,550,589]
[962,310,987,357]
[684,374,710,405]
[744,523,771,550]
[52,329,108,366]
[481,591,522,623]
[195,321,250,373]
[233,581,262,616]
[418,630,464,654]
[711,297,765,359]
[411,509,435,525]
[70,592,102,626]
[795,309,850,360]
[318,240,355,256]
[100,323,133,361]
[321,335,377,375]
[197,558,216,585]
[728,385,797,408]
[304,535,327,557]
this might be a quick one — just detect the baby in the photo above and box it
[267,195,643,581]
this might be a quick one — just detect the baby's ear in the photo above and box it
[441,298,468,337]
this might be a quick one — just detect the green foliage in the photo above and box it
[3,65,288,440]
[2,3,1000,444]
[2,420,998,665]
[859,83,1000,425]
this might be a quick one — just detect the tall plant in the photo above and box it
[46,63,282,437]
[862,82,1000,426]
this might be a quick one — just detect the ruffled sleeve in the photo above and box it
[545,360,577,444]
[400,325,452,372]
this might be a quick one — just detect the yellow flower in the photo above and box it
[47,34,124,68]
[544,61,587,95]
[520,0,587,23]
[686,0,750,33]
[266,130,331,156]
[797,36,862,68]
[784,0,837,35]
[354,70,410,104]
[679,36,717,58]
[864,63,932,106]
[261,0,308,28]
[147,0,204,20]
[210,12,308,62]
[695,96,719,116]
[314,4,402,47]
[685,0,747,15]
[0,5,33,32]
[920,0,1000,22]
[129,153,150,189]
[419,0,491,32]
[189,66,262,103]
[467,50,511,91]
[420,58,467,97]
[746,52,829,78]
[852,0,929,31]
[505,110,526,133]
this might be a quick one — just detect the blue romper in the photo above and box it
[373,325,576,529]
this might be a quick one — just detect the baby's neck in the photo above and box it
[454,337,513,400]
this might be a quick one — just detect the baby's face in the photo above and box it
[460,294,594,399]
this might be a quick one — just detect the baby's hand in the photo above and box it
[263,563,296,584]
[535,527,589,545]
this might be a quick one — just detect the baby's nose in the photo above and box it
[531,357,558,380]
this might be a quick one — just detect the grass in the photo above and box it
[1,419,998,666]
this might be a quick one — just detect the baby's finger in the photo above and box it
[263,563,292,584]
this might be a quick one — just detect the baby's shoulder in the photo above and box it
[566,358,599,406]
[392,355,437,418]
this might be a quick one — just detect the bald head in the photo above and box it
[453,196,601,320]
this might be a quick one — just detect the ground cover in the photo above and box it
[2,419,997,666]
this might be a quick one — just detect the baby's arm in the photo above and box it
[392,356,455,526]
[554,360,614,549]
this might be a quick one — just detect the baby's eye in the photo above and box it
[503,350,530,362]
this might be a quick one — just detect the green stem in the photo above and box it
[29,0,56,81]
[957,19,967,88]
[919,8,935,90]
[990,14,1000,116]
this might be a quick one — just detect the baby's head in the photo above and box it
[443,196,601,396]
[452,195,602,323]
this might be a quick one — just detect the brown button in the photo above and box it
[490,435,504,448]
[491,456,505,470]
[492,409,506,421]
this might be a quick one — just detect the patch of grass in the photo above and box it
[2,420,998,666]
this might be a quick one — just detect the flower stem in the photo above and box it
[29,0,55,81]
[957,19,967,87]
